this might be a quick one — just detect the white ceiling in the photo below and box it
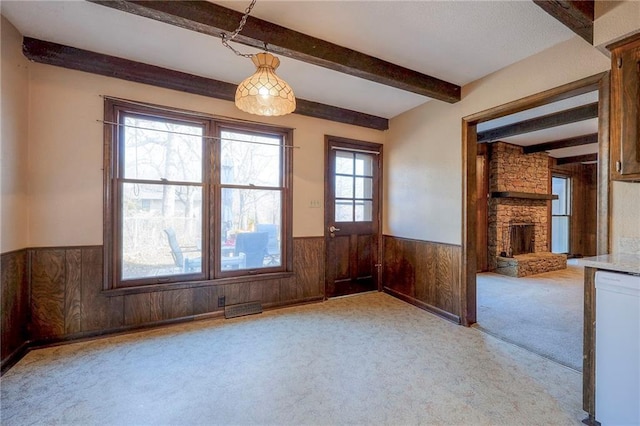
[1,0,597,160]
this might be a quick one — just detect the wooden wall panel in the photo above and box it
[551,162,598,257]
[80,247,112,331]
[64,249,82,335]
[293,238,324,299]
[124,293,151,326]
[30,250,66,339]
[5,237,324,371]
[1,249,29,370]
[383,237,416,297]
[192,285,223,315]
[161,289,193,320]
[383,236,461,322]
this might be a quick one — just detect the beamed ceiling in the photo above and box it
[3,0,599,161]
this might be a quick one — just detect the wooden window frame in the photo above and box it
[103,98,293,291]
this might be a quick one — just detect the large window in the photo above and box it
[551,175,571,254]
[104,99,292,289]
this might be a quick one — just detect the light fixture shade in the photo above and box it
[235,52,296,116]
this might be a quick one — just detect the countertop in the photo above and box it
[579,254,640,275]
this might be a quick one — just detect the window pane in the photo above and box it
[335,201,353,222]
[220,131,281,187]
[336,151,353,174]
[355,153,374,176]
[121,183,202,280]
[355,200,373,222]
[355,177,373,199]
[552,177,568,215]
[123,116,202,183]
[335,176,354,198]
[221,188,281,270]
[552,216,570,253]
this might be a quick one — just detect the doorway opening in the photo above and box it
[461,72,610,328]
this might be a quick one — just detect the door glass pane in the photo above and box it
[221,188,281,270]
[355,153,373,176]
[121,183,202,280]
[552,216,570,253]
[335,176,354,198]
[335,200,353,222]
[220,131,281,187]
[355,177,373,199]
[355,201,373,221]
[552,176,569,215]
[123,116,203,183]
[336,151,353,174]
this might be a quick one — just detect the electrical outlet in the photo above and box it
[218,296,225,308]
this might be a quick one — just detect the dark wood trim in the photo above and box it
[596,73,611,255]
[523,133,598,154]
[490,191,558,200]
[381,234,462,248]
[477,102,599,143]
[0,341,29,376]
[465,73,604,124]
[461,120,477,326]
[384,286,461,324]
[583,266,597,419]
[101,272,296,296]
[533,0,594,44]
[22,37,388,131]
[88,0,460,103]
[556,153,598,165]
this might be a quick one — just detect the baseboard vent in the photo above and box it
[224,301,263,319]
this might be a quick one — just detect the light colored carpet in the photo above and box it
[477,261,583,371]
[1,292,584,425]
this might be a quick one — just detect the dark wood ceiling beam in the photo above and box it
[533,0,594,44]
[555,153,598,164]
[87,0,461,103]
[523,133,598,153]
[477,102,598,143]
[22,37,388,131]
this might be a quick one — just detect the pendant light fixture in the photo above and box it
[221,0,296,116]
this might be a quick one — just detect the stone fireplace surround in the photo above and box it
[487,142,566,277]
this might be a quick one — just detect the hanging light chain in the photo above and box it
[221,0,257,58]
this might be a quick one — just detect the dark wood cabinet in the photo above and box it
[609,33,640,181]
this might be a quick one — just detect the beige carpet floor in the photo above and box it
[1,292,584,425]
[476,261,583,371]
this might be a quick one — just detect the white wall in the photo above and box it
[612,182,640,255]
[1,16,30,253]
[385,35,610,245]
[24,61,385,247]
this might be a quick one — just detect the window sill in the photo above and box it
[102,271,295,297]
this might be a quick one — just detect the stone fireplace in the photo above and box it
[487,142,566,277]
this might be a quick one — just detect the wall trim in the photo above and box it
[383,286,461,324]
[381,234,462,248]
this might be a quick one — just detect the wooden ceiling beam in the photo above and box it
[533,0,594,44]
[88,0,461,103]
[555,153,598,165]
[22,37,388,130]
[523,133,598,153]
[477,102,598,143]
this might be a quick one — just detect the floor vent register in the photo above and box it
[224,301,263,319]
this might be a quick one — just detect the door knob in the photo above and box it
[329,225,341,233]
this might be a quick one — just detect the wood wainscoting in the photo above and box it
[382,236,462,323]
[1,249,29,372]
[1,237,324,373]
